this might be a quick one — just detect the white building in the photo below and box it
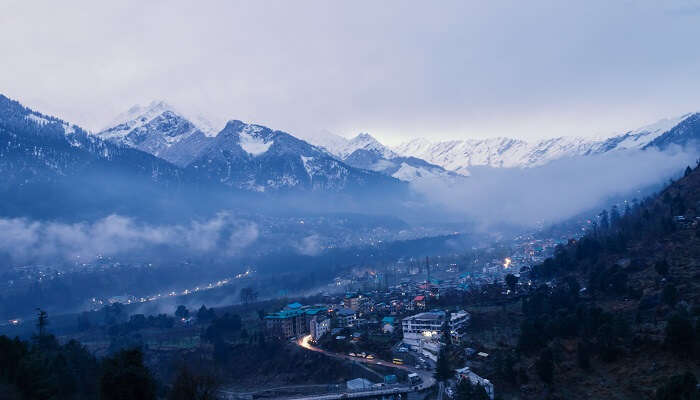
[449,310,470,344]
[456,367,494,400]
[310,315,330,341]
[402,310,470,360]
[402,311,444,360]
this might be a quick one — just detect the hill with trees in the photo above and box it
[479,164,700,399]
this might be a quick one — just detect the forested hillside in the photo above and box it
[487,165,700,399]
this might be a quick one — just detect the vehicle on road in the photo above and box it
[392,358,404,365]
[408,373,422,385]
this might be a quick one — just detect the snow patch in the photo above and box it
[392,163,423,181]
[239,126,273,156]
[26,114,51,125]
[300,155,314,177]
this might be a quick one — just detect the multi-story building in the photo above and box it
[265,309,306,338]
[265,303,328,339]
[310,315,330,341]
[335,308,357,328]
[449,310,471,344]
[402,311,444,360]
[401,310,471,360]
[343,293,363,311]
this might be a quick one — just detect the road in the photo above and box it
[297,335,435,392]
[218,384,330,398]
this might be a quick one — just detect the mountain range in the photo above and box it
[4,92,700,204]
[298,113,699,177]
[94,101,400,192]
[389,113,700,175]
[94,99,700,183]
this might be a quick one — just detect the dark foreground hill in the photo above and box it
[464,165,700,399]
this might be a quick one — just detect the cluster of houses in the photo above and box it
[264,295,471,363]
[262,286,439,342]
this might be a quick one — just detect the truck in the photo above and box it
[408,373,422,385]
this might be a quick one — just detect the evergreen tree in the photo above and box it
[36,308,48,338]
[535,348,554,384]
[505,273,519,293]
[100,348,156,400]
[599,210,610,231]
[684,165,693,177]
[610,205,621,229]
[455,378,490,400]
[434,348,452,382]
[577,341,590,370]
[655,371,698,400]
[662,285,679,307]
[175,305,189,319]
[655,260,670,276]
[665,314,695,357]
[168,366,219,400]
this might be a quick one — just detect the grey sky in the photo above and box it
[1,0,699,145]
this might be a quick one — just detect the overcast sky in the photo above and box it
[2,1,700,145]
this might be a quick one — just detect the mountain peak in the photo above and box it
[340,132,396,159]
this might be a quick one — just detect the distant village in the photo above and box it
[259,232,574,397]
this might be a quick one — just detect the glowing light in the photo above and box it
[300,335,313,349]
[503,258,512,269]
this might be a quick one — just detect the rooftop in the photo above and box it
[403,311,445,321]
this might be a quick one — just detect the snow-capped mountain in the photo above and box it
[336,133,399,159]
[186,120,398,191]
[98,104,400,191]
[302,131,459,181]
[393,112,700,174]
[97,101,213,166]
[100,105,450,184]
[0,94,199,218]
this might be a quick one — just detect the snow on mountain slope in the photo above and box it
[298,129,350,158]
[186,120,400,192]
[97,101,213,166]
[342,148,460,182]
[303,131,397,159]
[237,124,274,156]
[393,113,700,174]
[338,133,398,159]
[303,131,458,181]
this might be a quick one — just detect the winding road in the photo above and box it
[297,335,435,392]
[219,337,436,400]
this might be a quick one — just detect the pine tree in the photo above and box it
[535,348,554,384]
[434,348,452,381]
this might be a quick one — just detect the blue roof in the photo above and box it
[286,302,303,309]
[382,316,395,324]
[265,309,304,319]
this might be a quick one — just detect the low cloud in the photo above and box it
[409,147,697,229]
[294,234,323,256]
[0,213,258,265]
